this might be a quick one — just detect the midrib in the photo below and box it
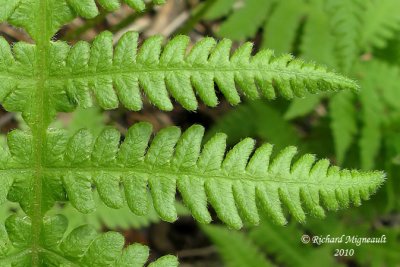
[30,0,50,265]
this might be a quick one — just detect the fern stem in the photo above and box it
[30,0,51,265]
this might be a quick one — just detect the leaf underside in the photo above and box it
[0,214,178,266]
[0,0,164,40]
[0,123,385,230]
[0,31,358,122]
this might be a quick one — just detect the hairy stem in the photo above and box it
[30,0,51,265]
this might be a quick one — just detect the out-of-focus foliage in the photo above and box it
[205,0,400,168]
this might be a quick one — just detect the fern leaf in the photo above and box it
[0,0,163,41]
[1,129,70,216]
[0,0,19,22]
[300,0,336,66]
[326,0,365,73]
[218,0,273,40]
[0,0,76,41]
[362,0,400,49]
[45,31,358,113]
[0,38,36,116]
[0,214,178,266]
[51,192,188,231]
[67,0,164,18]
[359,90,382,170]
[284,94,322,120]
[329,91,357,164]
[374,63,400,112]
[27,123,386,230]
[249,221,339,267]
[358,61,388,170]
[203,0,236,20]
[262,0,306,53]
[202,225,273,267]
[0,33,358,116]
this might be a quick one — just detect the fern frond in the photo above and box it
[202,225,273,267]
[249,220,338,267]
[0,129,68,216]
[262,0,306,53]
[299,0,335,66]
[51,192,188,231]
[67,0,165,18]
[329,91,357,164]
[0,0,76,41]
[326,0,365,73]
[357,60,394,170]
[54,194,160,231]
[284,94,322,120]
[51,31,357,112]
[331,59,400,169]
[203,0,236,20]
[361,0,400,49]
[372,62,400,112]
[218,0,273,41]
[18,123,384,230]
[0,37,36,115]
[0,32,358,116]
[0,0,164,41]
[359,81,383,170]
[0,214,178,266]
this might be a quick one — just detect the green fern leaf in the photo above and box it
[300,0,335,66]
[359,82,383,170]
[203,0,236,20]
[50,192,188,231]
[56,31,357,112]
[330,60,400,170]
[27,123,385,230]
[286,1,333,121]
[249,220,339,267]
[357,61,393,170]
[362,0,400,49]
[330,91,358,164]
[202,224,273,267]
[0,0,164,41]
[0,32,358,118]
[0,0,74,41]
[218,0,273,41]
[262,0,306,53]
[326,0,365,73]
[284,94,322,120]
[0,214,177,266]
[67,0,164,18]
